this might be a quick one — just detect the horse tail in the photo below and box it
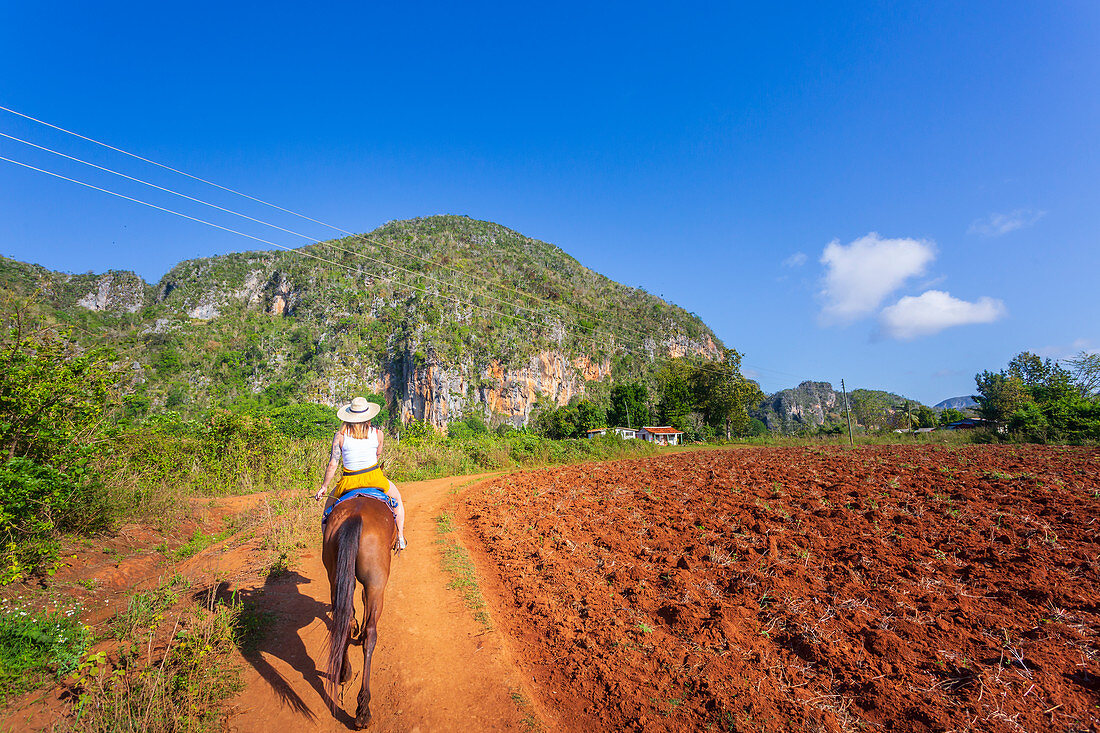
[326,514,361,696]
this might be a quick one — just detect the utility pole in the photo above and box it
[841,379,854,447]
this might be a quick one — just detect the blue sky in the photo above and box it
[2,1,1097,404]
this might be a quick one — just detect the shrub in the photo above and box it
[264,403,340,439]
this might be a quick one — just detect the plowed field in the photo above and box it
[460,445,1100,732]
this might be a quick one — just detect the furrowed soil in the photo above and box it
[459,445,1100,732]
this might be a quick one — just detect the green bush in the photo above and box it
[0,454,113,582]
[264,403,340,439]
[0,457,69,541]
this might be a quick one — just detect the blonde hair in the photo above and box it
[341,421,373,439]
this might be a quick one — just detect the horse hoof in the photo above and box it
[354,708,372,729]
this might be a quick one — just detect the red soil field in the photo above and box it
[459,445,1100,732]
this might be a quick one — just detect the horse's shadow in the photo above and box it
[206,569,356,728]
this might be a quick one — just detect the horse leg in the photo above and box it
[354,583,385,729]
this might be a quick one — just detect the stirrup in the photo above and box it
[395,536,407,551]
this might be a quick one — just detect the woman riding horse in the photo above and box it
[314,397,407,550]
[315,397,404,727]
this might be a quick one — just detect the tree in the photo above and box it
[850,390,889,432]
[1006,351,1055,389]
[608,383,649,428]
[532,398,605,439]
[0,309,121,557]
[1,324,118,462]
[974,371,1029,424]
[695,350,764,439]
[1065,351,1100,399]
[915,405,937,429]
[655,361,695,430]
[938,408,967,426]
[573,399,606,436]
[974,351,1100,443]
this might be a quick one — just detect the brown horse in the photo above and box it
[322,496,397,729]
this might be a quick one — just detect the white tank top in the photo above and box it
[341,429,379,470]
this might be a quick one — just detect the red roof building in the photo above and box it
[636,426,683,445]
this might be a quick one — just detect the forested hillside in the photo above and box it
[1,216,723,428]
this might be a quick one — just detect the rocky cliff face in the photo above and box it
[74,271,149,313]
[755,381,844,432]
[755,381,932,434]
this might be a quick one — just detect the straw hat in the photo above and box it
[337,396,381,423]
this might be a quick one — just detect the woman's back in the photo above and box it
[341,428,379,470]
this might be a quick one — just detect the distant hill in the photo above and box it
[754,381,928,433]
[934,395,978,411]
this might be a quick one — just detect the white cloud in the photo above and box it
[968,209,1046,237]
[818,233,936,324]
[782,252,807,268]
[878,290,1006,340]
[1036,338,1099,359]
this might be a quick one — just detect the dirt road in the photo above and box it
[224,474,538,732]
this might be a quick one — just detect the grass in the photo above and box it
[258,495,314,578]
[111,575,192,641]
[169,527,236,561]
[232,600,274,654]
[510,688,542,731]
[72,595,244,733]
[435,511,492,631]
[0,601,88,703]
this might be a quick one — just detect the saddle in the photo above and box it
[321,487,398,526]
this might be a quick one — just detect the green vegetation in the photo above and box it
[111,576,190,640]
[435,511,491,630]
[390,425,659,480]
[73,597,244,732]
[1,302,123,582]
[0,601,88,703]
[0,216,723,419]
[533,349,762,441]
[974,351,1100,443]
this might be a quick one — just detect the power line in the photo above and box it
[0,136,730,374]
[0,152,701,371]
[0,113,798,382]
[0,131,570,324]
[0,104,567,315]
[0,103,344,234]
[0,104,778,366]
[1,151,772,384]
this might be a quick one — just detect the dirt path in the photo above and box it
[224,473,537,732]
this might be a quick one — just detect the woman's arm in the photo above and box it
[314,432,342,501]
[376,427,384,459]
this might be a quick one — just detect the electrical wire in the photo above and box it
[0,131,570,323]
[0,112,798,381]
[0,104,783,366]
[0,151,771,383]
[0,152,660,356]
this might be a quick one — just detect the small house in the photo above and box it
[636,426,683,445]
